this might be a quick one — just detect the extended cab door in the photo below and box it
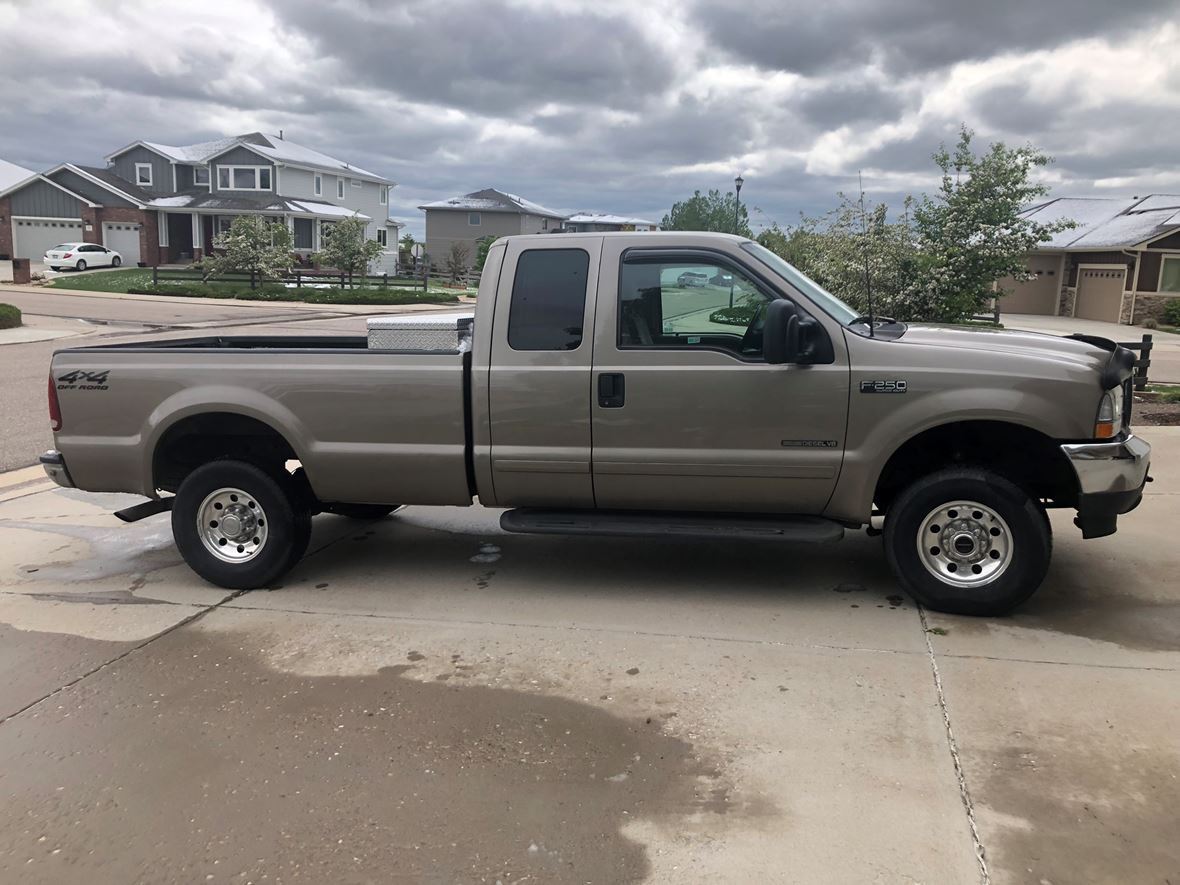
[590,241,850,513]
[484,236,601,507]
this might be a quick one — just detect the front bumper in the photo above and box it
[1060,433,1151,538]
[40,450,75,489]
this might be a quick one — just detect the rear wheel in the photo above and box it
[75,259,87,271]
[172,460,311,589]
[884,467,1051,616]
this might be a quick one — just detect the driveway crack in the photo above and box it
[920,604,990,885]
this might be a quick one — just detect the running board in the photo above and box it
[114,497,173,523]
[499,508,844,543]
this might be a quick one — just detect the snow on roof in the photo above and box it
[1023,195,1180,249]
[247,137,385,181]
[419,188,565,218]
[0,157,34,191]
[146,195,195,208]
[287,200,370,220]
[142,136,241,164]
[566,212,657,226]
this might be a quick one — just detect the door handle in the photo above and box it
[598,373,625,408]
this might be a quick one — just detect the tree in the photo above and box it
[911,126,1074,321]
[444,241,471,284]
[315,215,385,284]
[661,188,751,237]
[474,235,496,272]
[400,232,415,251]
[198,215,292,281]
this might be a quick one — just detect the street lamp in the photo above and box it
[733,174,744,235]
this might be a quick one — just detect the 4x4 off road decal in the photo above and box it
[859,379,907,394]
[56,370,110,391]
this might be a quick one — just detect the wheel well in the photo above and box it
[874,421,1078,512]
[153,413,298,493]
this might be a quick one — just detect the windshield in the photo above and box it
[740,241,859,325]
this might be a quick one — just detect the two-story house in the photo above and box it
[419,188,566,268]
[0,132,401,271]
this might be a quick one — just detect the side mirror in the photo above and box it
[764,299,800,364]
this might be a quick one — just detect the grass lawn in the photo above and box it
[43,269,464,305]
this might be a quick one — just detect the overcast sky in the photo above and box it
[2,0,1178,238]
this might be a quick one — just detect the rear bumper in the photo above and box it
[40,450,75,489]
[1060,433,1151,538]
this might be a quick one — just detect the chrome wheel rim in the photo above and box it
[197,487,268,563]
[916,500,1012,588]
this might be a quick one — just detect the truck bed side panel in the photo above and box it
[51,346,472,506]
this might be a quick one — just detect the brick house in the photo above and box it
[998,195,1180,324]
[0,132,400,271]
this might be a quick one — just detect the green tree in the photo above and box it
[474,235,497,272]
[400,232,415,251]
[911,126,1074,321]
[661,188,751,236]
[314,215,384,285]
[199,215,293,281]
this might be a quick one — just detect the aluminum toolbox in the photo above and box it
[366,312,475,352]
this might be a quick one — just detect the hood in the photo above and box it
[896,324,1116,376]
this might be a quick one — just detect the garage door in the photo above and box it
[12,218,83,260]
[102,222,141,265]
[1074,267,1126,323]
[998,255,1060,315]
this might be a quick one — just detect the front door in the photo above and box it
[590,244,849,513]
[486,237,601,508]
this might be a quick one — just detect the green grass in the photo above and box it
[45,269,460,305]
[0,303,21,329]
[1148,385,1180,403]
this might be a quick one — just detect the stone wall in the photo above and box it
[0,196,11,260]
[1130,293,1179,326]
[1058,286,1076,317]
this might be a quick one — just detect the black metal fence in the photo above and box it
[151,266,430,291]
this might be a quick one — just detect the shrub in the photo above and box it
[0,303,21,329]
[1162,298,1180,327]
[127,285,458,305]
[709,304,760,326]
[1142,318,1159,330]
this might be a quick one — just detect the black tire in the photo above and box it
[327,503,401,519]
[883,467,1051,616]
[172,460,311,590]
[112,256,121,267]
[75,259,87,271]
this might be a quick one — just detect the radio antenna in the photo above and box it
[858,170,876,338]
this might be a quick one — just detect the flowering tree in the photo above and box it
[199,216,292,281]
[314,215,384,284]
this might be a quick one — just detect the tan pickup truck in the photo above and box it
[42,232,1151,615]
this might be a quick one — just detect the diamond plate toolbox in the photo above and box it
[367,313,475,352]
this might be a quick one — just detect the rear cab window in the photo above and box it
[507,249,590,351]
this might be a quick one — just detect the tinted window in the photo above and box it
[508,249,589,351]
[618,255,774,359]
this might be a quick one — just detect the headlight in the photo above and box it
[1095,386,1124,439]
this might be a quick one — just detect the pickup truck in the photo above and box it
[41,232,1152,615]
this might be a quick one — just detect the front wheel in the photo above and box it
[172,460,311,590]
[111,256,121,267]
[883,467,1051,616]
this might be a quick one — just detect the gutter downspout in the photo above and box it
[1122,248,1142,325]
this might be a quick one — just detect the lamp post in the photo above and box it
[733,174,744,234]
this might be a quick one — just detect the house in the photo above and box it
[0,132,400,271]
[419,188,565,267]
[0,157,34,194]
[998,195,1180,324]
[562,213,658,232]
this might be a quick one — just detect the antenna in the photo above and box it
[858,171,876,338]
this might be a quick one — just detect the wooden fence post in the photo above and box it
[250,269,257,290]
[339,271,346,289]
[152,265,159,286]
[295,270,301,289]
[423,256,429,293]
[382,272,388,289]
[1135,334,1153,391]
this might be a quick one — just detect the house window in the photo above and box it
[376,228,387,247]
[193,166,210,186]
[314,174,322,196]
[1161,256,1180,293]
[216,166,272,191]
[215,216,235,235]
[468,212,481,226]
[337,178,345,199]
[379,186,387,205]
[542,218,548,230]
[135,163,153,186]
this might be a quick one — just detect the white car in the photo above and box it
[44,242,123,272]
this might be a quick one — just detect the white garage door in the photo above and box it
[12,218,83,260]
[102,222,141,265]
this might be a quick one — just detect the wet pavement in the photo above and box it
[0,430,1177,883]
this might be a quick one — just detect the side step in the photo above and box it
[114,497,173,523]
[500,508,844,543]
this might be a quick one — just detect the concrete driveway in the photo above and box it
[1002,313,1180,383]
[0,429,1176,884]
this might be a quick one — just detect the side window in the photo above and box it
[507,249,589,351]
[618,256,774,359]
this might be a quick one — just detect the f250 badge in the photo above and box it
[56,370,110,391]
[860,379,907,394]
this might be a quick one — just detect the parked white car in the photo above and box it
[44,243,123,272]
